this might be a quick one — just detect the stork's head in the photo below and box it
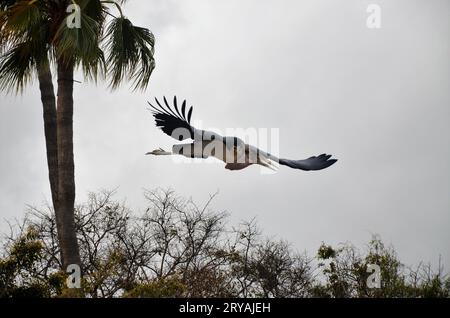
[145,148,172,156]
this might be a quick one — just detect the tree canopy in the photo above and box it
[1,189,448,298]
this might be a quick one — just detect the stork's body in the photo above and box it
[146,96,337,172]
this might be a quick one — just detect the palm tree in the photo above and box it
[0,0,155,271]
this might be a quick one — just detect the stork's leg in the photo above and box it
[257,155,278,171]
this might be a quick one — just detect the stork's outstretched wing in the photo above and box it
[148,96,195,140]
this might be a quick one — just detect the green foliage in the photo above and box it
[0,190,448,298]
[123,277,186,298]
[0,0,155,93]
[0,227,47,297]
[105,16,155,90]
[313,236,450,298]
[318,244,337,260]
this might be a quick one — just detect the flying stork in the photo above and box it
[146,96,337,172]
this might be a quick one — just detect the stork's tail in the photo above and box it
[279,154,337,171]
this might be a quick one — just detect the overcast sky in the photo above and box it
[1,0,449,268]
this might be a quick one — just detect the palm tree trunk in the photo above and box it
[37,61,58,208]
[37,58,65,266]
[56,59,81,270]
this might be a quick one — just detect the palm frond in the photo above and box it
[0,1,19,11]
[0,41,36,93]
[53,7,105,80]
[0,0,156,92]
[3,0,42,35]
[104,16,155,91]
[80,0,106,28]
[81,46,106,82]
[1,0,53,52]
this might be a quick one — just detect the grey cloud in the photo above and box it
[0,0,448,268]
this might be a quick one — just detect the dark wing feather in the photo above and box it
[173,96,183,118]
[163,96,179,117]
[148,96,195,140]
[187,106,193,123]
[181,100,186,119]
